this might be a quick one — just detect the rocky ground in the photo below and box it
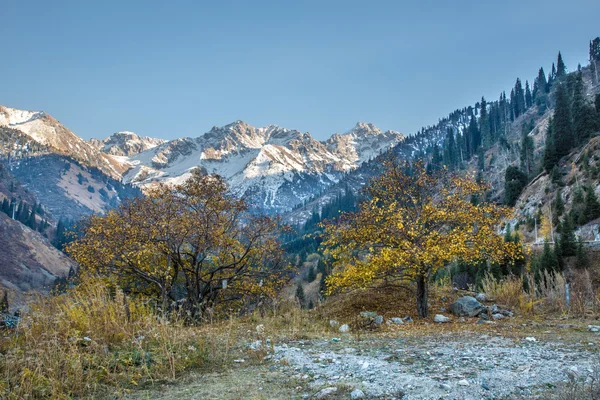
[129,320,599,400]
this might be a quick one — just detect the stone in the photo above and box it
[458,379,470,386]
[315,387,338,399]
[387,317,404,325]
[329,320,339,328]
[360,311,378,318]
[374,315,384,325]
[492,313,505,320]
[450,296,485,317]
[434,314,450,323]
[256,324,265,336]
[339,324,350,333]
[403,316,413,323]
[440,383,451,391]
[476,293,487,302]
[588,325,600,332]
[525,337,537,342]
[350,389,366,399]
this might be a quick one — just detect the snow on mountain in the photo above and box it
[0,105,128,178]
[122,121,404,212]
[90,131,166,156]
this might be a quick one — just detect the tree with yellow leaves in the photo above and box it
[321,160,524,317]
[67,169,287,321]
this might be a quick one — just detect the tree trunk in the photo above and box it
[416,273,428,318]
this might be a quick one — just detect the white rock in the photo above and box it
[350,389,366,399]
[525,337,537,342]
[387,317,404,325]
[339,324,350,333]
[458,379,470,386]
[329,320,339,327]
[315,387,338,399]
[434,314,450,323]
[588,325,600,332]
[440,383,452,390]
[492,313,505,320]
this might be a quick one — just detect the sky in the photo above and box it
[1,0,599,141]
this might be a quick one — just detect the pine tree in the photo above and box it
[552,84,574,159]
[525,80,532,109]
[307,267,316,283]
[575,237,590,270]
[543,117,558,172]
[584,185,600,222]
[572,73,597,145]
[559,216,577,257]
[295,282,305,307]
[468,115,480,155]
[504,166,528,206]
[556,52,566,78]
[540,240,559,272]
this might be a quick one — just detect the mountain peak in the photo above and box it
[92,131,166,156]
[347,122,382,136]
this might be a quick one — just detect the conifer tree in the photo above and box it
[575,237,589,270]
[572,73,597,145]
[525,81,532,109]
[584,185,600,222]
[558,216,577,257]
[295,282,305,307]
[552,84,574,159]
[556,52,566,78]
[468,115,480,155]
[540,240,559,272]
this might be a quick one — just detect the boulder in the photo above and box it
[475,293,487,302]
[350,389,366,399]
[434,314,450,323]
[315,387,338,399]
[339,324,350,333]
[387,317,404,325]
[359,311,384,329]
[450,296,485,317]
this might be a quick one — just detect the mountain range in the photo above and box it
[0,105,404,216]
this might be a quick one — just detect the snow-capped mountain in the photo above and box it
[0,105,127,178]
[0,104,403,215]
[90,131,166,156]
[122,121,404,212]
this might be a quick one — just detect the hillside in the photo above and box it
[0,212,75,307]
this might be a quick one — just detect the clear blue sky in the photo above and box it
[1,0,598,141]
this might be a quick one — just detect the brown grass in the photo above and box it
[0,277,233,399]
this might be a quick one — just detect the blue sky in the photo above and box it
[1,0,599,141]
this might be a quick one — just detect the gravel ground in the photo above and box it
[270,332,598,399]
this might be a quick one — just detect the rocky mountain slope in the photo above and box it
[0,105,127,179]
[0,212,75,304]
[90,131,166,156]
[121,121,403,212]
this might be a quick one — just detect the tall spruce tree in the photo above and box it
[559,216,577,257]
[572,73,597,145]
[552,84,574,159]
[556,52,566,78]
[543,117,558,172]
[584,185,600,222]
[525,80,533,109]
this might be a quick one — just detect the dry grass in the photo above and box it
[0,277,233,399]
[481,269,599,317]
